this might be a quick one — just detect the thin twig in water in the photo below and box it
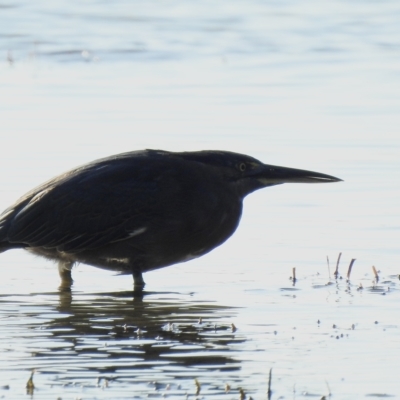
[326,255,331,280]
[347,259,356,281]
[194,379,201,396]
[325,380,332,397]
[372,266,379,283]
[26,370,35,395]
[334,252,342,279]
[292,267,297,285]
[267,368,272,400]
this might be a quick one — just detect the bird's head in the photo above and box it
[175,150,342,198]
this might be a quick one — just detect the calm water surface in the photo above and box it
[1,0,400,398]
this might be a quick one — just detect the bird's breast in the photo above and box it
[175,197,243,259]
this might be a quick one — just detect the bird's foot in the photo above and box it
[132,270,145,293]
[58,261,73,289]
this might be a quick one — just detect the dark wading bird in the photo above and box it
[0,150,341,291]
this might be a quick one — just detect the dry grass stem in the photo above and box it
[292,267,297,284]
[194,379,201,395]
[372,266,379,283]
[26,370,35,395]
[267,368,272,400]
[326,256,331,280]
[334,252,342,279]
[347,258,356,281]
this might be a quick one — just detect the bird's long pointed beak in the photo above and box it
[255,164,342,185]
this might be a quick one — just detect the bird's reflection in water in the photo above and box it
[4,288,245,396]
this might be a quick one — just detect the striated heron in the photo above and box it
[0,150,341,291]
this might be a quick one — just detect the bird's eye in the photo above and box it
[238,163,247,172]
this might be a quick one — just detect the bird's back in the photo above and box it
[0,150,243,272]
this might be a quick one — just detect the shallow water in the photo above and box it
[1,0,400,398]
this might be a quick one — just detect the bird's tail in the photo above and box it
[0,241,25,253]
[0,206,27,253]
[0,221,19,253]
[0,242,10,253]
[0,224,8,252]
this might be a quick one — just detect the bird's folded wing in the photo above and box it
[3,161,162,253]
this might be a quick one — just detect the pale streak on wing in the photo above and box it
[109,227,147,244]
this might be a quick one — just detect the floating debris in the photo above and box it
[7,50,14,66]
[135,328,143,336]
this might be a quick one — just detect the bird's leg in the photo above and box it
[58,261,74,289]
[132,269,145,292]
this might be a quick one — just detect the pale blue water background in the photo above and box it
[0,1,400,398]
